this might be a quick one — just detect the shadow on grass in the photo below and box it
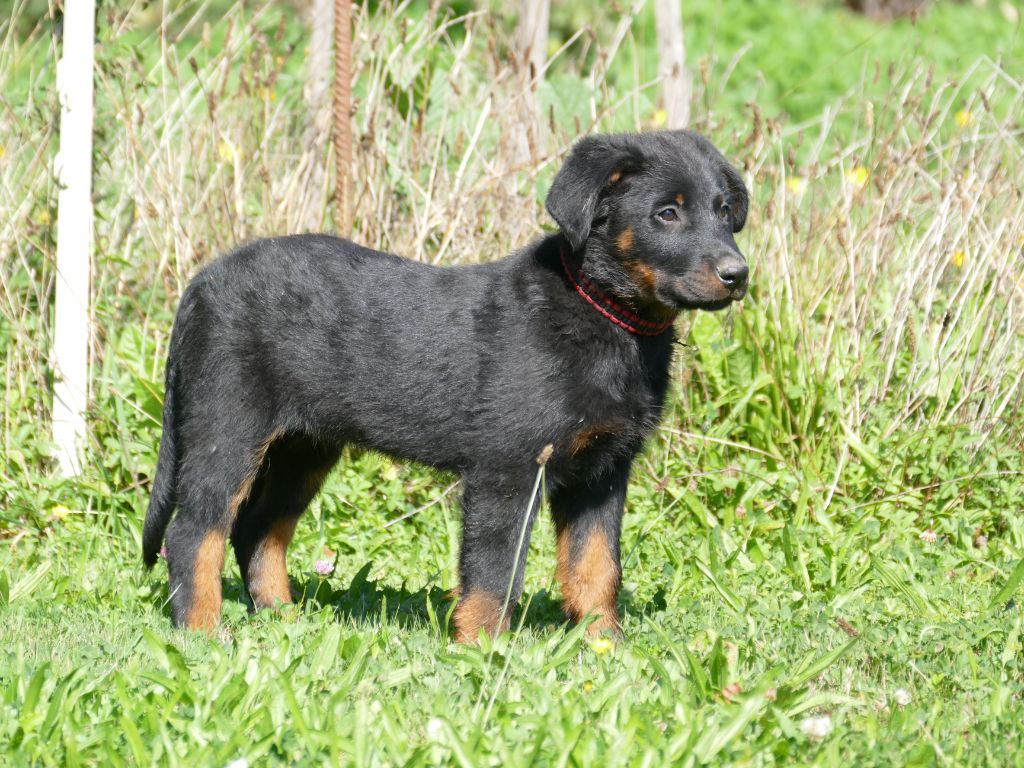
[279,561,663,636]
[158,561,664,637]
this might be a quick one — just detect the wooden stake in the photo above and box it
[333,0,353,235]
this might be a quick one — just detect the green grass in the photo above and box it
[2,0,1024,764]
[2,444,1023,765]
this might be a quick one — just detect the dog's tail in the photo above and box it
[143,286,200,567]
[142,355,179,567]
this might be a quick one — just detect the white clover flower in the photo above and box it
[800,714,833,740]
[426,717,445,739]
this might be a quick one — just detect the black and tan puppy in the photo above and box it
[143,130,749,641]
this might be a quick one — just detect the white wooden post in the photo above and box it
[299,0,335,232]
[52,0,96,477]
[517,0,550,89]
[504,0,548,186]
[654,0,689,129]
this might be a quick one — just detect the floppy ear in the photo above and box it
[546,135,641,251]
[721,162,749,233]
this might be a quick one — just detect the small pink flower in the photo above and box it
[159,546,168,559]
[314,559,334,576]
[919,529,937,545]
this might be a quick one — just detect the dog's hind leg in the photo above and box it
[165,428,282,631]
[452,478,541,643]
[550,460,632,638]
[230,436,340,610]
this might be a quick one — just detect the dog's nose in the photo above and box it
[714,253,748,290]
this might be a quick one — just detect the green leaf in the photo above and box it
[989,557,1024,610]
[693,557,743,613]
[786,637,859,690]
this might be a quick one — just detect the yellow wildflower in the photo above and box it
[786,177,808,197]
[591,636,614,655]
[954,110,974,129]
[0,145,6,159]
[218,138,238,163]
[652,109,668,128]
[846,166,869,189]
[582,681,594,692]
[951,250,965,269]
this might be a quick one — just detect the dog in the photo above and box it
[142,130,750,641]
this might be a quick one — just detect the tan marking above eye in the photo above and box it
[608,170,623,184]
[675,193,685,206]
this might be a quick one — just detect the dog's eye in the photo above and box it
[656,208,678,222]
[718,203,731,221]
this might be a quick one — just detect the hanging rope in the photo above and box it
[333,0,353,235]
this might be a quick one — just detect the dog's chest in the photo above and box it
[556,342,671,463]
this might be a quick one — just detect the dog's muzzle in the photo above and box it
[713,252,749,300]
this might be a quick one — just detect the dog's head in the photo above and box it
[547,131,749,312]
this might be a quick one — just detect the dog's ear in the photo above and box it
[546,135,641,251]
[721,163,749,233]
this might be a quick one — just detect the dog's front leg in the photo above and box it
[550,460,632,638]
[452,479,541,643]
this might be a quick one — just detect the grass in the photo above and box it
[2,0,1024,764]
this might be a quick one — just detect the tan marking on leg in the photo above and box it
[452,590,508,644]
[675,192,685,206]
[187,531,226,632]
[569,424,617,457]
[248,516,298,608]
[616,227,634,254]
[556,525,621,636]
[226,428,286,527]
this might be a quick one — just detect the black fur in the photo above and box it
[143,129,750,638]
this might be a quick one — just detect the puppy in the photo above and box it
[143,130,750,640]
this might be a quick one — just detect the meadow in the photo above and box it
[1,0,1023,764]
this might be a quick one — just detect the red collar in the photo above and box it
[559,247,675,336]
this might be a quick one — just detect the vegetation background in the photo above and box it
[2,0,1023,764]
